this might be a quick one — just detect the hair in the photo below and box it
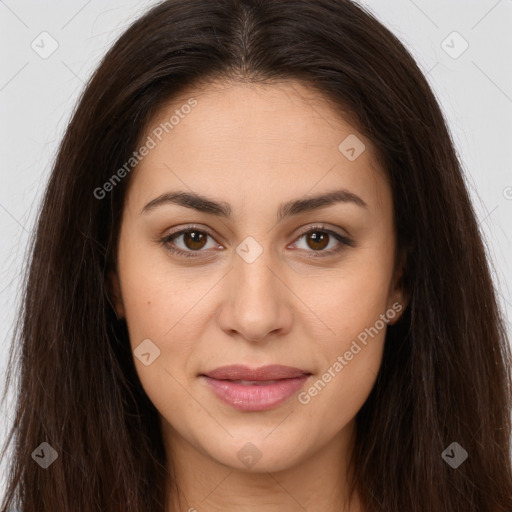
[1,0,511,510]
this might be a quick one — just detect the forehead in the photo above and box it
[126,79,389,217]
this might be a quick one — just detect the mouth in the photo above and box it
[199,364,312,411]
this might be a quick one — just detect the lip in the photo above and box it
[202,364,310,381]
[199,365,311,411]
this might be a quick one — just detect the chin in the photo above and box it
[201,434,309,473]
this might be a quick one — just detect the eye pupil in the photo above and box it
[184,231,207,250]
[307,231,329,250]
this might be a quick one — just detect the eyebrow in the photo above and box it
[141,188,368,221]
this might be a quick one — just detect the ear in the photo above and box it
[107,269,125,319]
[386,246,409,325]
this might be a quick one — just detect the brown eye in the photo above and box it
[181,230,208,250]
[162,225,352,260]
[305,231,330,251]
[162,227,219,258]
[291,226,352,258]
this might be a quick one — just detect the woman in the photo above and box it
[1,0,511,511]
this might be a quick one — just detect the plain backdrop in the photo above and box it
[1,0,511,497]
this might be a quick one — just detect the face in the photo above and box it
[111,79,406,475]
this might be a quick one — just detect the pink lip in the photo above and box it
[200,364,311,411]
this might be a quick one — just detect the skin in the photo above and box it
[110,79,407,512]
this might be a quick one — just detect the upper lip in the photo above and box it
[201,364,311,381]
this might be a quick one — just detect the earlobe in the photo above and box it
[107,269,125,319]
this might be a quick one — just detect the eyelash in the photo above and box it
[160,224,353,260]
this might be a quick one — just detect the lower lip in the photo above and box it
[201,375,310,411]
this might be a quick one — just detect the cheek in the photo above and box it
[301,244,395,345]
[296,303,387,443]
[119,267,203,424]
[116,241,199,394]
[293,245,393,430]
[121,271,202,371]
[118,235,196,343]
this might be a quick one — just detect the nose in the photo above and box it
[215,245,294,343]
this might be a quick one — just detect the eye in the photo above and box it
[289,225,353,258]
[160,224,353,259]
[161,225,220,258]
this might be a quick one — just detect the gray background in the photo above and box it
[1,0,511,496]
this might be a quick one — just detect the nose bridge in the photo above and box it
[233,236,282,310]
[216,235,293,341]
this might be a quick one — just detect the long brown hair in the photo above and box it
[1,1,511,510]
